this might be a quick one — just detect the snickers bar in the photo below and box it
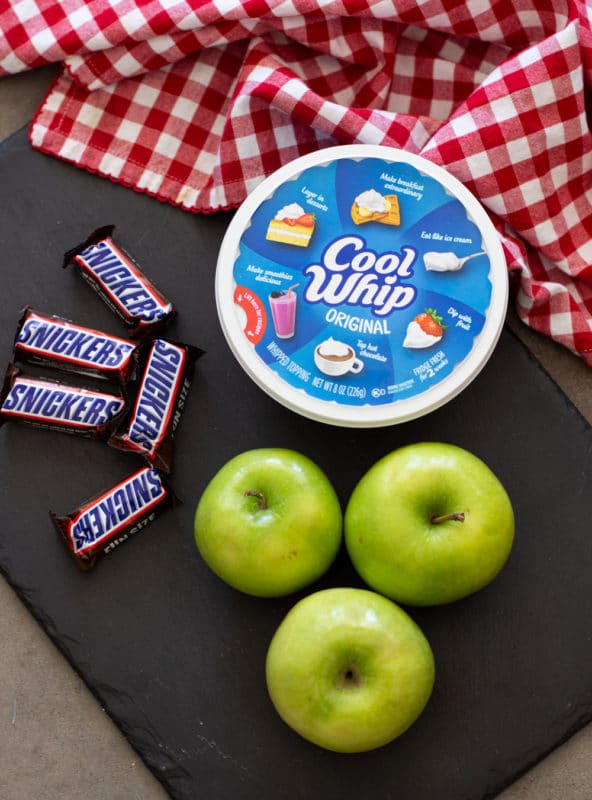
[50,466,177,571]
[14,307,138,384]
[109,338,204,472]
[0,364,126,438]
[63,225,176,338]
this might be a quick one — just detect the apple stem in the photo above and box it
[340,667,362,689]
[244,490,268,510]
[431,512,465,524]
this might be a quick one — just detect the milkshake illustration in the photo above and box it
[269,284,299,339]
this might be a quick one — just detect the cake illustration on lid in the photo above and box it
[351,189,400,226]
[266,202,315,247]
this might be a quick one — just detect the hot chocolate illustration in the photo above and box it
[266,203,315,247]
[351,189,400,226]
[423,250,485,272]
[314,338,364,376]
[403,309,447,349]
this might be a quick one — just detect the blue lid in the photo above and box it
[216,146,508,428]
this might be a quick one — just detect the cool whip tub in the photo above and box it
[215,145,508,427]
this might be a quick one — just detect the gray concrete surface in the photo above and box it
[1,66,592,800]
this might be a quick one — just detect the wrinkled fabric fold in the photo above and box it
[1,0,591,362]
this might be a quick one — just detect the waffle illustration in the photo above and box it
[350,193,400,226]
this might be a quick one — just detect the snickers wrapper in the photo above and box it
[0,364,127,438]
[50,466,178,571]
[14,307,139,384]
[63,225,176,339]
[108,338,204,473]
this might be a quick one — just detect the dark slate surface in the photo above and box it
[0,128,591,800]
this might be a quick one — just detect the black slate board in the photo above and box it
[1,127,591,800]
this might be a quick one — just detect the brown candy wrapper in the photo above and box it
[13,306,139,384]
[0,363,127,439]
[63,225,176,338]
[108,338,204,473]
[50,466,178,571]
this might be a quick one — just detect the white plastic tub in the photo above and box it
[216,145,508,428]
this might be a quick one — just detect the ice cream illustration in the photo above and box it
[266,203,315,247]
[423,250,486,272]
[404,309,447,349]
[351,189,400,226]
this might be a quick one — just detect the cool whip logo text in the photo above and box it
[304,236,417,317]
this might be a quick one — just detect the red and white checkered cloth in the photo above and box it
[2,1,592,364]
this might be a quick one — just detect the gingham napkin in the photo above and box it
[1,1,592,364]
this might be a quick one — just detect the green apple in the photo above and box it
[193,448,342,597]
[345,442,515,606]
[265,587,435,752]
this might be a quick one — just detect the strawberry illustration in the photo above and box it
[285,212,315,227]
[414,308,447,338]
[296,213,315,227]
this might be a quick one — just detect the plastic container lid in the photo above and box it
[215,145,508,428]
